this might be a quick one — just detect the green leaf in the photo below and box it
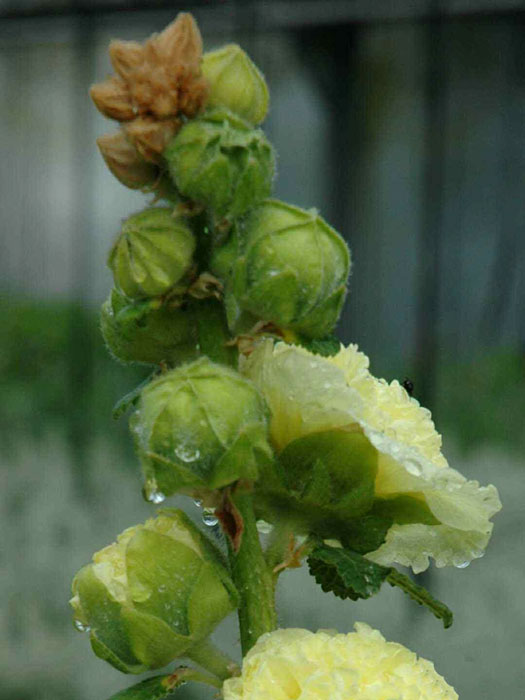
[340,514,393,555]
[112,372,157,420]
[387,569,453,629]
[307,543,454,629]
[106,667,221,700]
[307,544,390,601]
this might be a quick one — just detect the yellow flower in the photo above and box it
[241,340,501,572]
[222,624,457,700]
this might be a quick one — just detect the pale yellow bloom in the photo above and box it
[222,624,457,700]
[241,340,501,572]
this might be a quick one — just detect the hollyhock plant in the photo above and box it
[69,11,500,700]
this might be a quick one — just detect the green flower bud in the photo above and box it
[213,199,350,338]
[202,44,269,125]
[108,208,196,300]
[164,109,275,223]
[100,288,197,366]
[71,509,239,673]
[131,357,271,498]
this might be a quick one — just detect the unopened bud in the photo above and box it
[214,199,350,338]
[101,290,234,367]
[202,44,269,125]
[125,116,180,164]
[131,357,271,496]
[97,131,159,190]
[108,208,196,300]
[71,509,238,673]
[164,108,275,223]
[90,76,135,121]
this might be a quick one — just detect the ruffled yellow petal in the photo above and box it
[222,624,457,700]
[241,339,501,571]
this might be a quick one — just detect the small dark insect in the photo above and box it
[402,378,414,396]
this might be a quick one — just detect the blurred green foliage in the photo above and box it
[0,297,147,450]
[1,297,523,455]
[436,351,525,454]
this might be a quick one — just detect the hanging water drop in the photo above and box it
[74,619,91,633]
[454,560,470,569]
[143,479,166,504]
[193,498,203,508]
[202,508,219,527]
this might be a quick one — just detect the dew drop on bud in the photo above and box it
[202,508,219,527]
[149,490,166,504]
[74,620,91,633]
[256,520,273,535]
[175,444,201,463]
[143,479,166,504]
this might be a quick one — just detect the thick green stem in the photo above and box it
[228,490,277,655]
[186,638,239,681]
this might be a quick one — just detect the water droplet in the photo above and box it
[202,508,219,527]
[149,490,166,504]
[74,620,90,633]
[175,444,200,463]
[143,479,166,504]
[404,458,422,476]
[193,499,203,508]
[256,520,273,535]
[454,560,470,569]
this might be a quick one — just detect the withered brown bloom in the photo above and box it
[91,13,208,170]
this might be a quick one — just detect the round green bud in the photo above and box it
[164,109,275,223]
[100,289,235,368]
[202,44,269,125]
[100,288,198,367]
[131,357,271,498]
[212,199,350,338]
[108,208,196,300]
[70,509,239,674]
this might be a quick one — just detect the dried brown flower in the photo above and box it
[96,131,159,189]
[91,12,208,175]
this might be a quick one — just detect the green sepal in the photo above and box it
[296,334,341,357]
[113,372,158,420]
[192,298,236,367]
[370,495,440,526]
[73,566,140,670]
[90,633,146,675]
[281,430,377,513]
[253,430,378,538]
[105,667,221,700]
[121,607,191,669]
[307,543,390,601]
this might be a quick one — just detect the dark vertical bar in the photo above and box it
[294,23,355,341]
[68,8,96,495]
[479,16,524,346]
[414,3,448,412]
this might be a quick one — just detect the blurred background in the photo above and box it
[1,0,524,698]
